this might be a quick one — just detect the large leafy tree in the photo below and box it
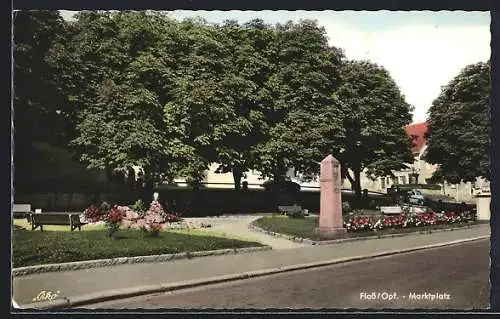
[163,18,234,187]
[70,11,186,188]
[164,18,276,189]
[252,20,344,183]
[425,61,491,184]
[336,60,414,198]
[13,10,71,188]
[211,19,275,190]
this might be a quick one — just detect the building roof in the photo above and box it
[405,122,428,153]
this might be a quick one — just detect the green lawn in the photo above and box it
[253,216,484,241]
[13,223,263,268]
[12,219,252,241]
[13,219,104,232]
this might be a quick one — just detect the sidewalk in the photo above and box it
[13,224,490,307]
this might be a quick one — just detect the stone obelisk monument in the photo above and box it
[315,155,347,238]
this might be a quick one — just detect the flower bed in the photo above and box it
[81,199,183,237]
[344,209,477,233]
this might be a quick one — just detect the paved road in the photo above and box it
[86,239,490,310]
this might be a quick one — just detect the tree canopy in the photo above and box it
[13,11,416,196]
[425,61,491,184]
[335,60,414,197]
[251,20,344,182]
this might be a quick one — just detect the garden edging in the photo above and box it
[248,221,487,246]
[12,246,271,277]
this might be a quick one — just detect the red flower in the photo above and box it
[84,205,105,222]
[106,206,126,224]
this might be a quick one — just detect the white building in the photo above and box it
[166,122,488,202]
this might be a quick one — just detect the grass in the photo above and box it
[12,219,251,241]
[12,221,264,268]
[13,219,104,232]
[253,216,485,241]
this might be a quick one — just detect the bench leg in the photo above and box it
[40,225,43,232]
[78,226,82,231]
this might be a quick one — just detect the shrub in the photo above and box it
[118,206,140,221]
[130,199,146,215]
[105,206,125,238]
[148,200,165,216]
[287,210,306,219]
[342,202,352,213]
[83,205,105,223]
[165,213,181,223]
[100,201,111,214]
[141,222,162,237]
[141,200,168,224]
[367,200,378,210]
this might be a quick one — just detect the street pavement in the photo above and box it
[13,224,490,307]
[87,239,490,310]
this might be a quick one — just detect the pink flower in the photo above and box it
[135,219,147,228]
[121,220,133,228]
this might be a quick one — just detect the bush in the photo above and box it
[165,213,182,223]
[100,201,111,213]
[342,202,352,213]
[130,199,146,215]
[83,205,106,223]
[367,200,378,210]
[104,206,125,237]
[287,210,306,219]
[141,222,162,237]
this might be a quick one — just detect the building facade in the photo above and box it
[170,122,488,202]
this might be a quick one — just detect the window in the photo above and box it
[381,177,386,190]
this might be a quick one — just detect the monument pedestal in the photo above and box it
[317,155,346,238]
[315,227,347,239]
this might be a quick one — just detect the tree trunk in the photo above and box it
[274,161,287,183]
[232,165,243,191]
[105,162,112,191]
[345,166,362,209]
[353,167,362,199]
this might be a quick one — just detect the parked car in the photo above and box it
[388,186,427,206]
[407,189,426,206]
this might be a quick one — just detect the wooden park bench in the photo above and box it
[278,205,309,216]
[27,213,87,231]
[12,204,33,219]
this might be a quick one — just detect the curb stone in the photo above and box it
[248,222,488,246]
[12,246,271,277]
[18,235,489,309]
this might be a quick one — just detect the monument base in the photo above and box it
[315,227,347,239]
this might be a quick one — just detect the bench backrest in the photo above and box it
[278,205,302,213]
[13,204,32,213]
[31,213,82,225]
[380,206,402,215]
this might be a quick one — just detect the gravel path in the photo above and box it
[183,215,309,249]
